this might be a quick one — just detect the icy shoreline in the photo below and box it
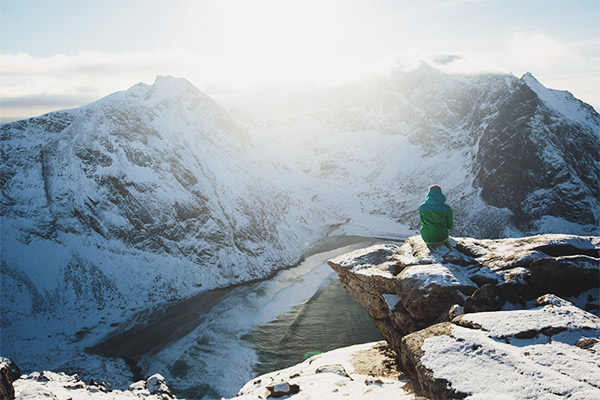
[89,236,395,365]
[27,236,396,399]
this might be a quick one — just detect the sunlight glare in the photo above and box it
[214,0,346,85]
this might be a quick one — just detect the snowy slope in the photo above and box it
[232,62,600,237]
[0,76,336,378]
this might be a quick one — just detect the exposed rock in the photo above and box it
[529,255,600,296]
[536,293,574,307]
[388,302,435,337]
[327,244,400,294]
[0,357,20,400]
[398,323,466,400]
[576,338,599,351]
[328,234,600,399]
[266,382,300,398]
[395,263,476,319]
[328,244,404,346]
[463,283,507,313]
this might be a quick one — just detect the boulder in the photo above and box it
[146,373,174,397]
[399,297,600,399]
[395,263,476,319]
[14,369,178,399]
[0,357,20,400]
[266,382,300,398]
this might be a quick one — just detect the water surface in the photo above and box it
[95,236,402,399]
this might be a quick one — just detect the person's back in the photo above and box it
[419,185,453,244]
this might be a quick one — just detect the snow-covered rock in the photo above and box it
[401,295,600,399]
[228,341,422,400]
[327,234,600,398]
[328,234,599,346]
[12,366,178,399]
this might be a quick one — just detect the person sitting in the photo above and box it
[419,185,453,244]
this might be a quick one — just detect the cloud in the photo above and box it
[0,47,397,122]
[386,50,508,76]
[2,31,599,122]
[0,49,225,120]
[504,31,590,73]
[1,49,205,98]
[0,93,94,108]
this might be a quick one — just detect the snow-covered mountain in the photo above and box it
[0,76,335,376]
[232,62,600,237]
[1,64,598,385]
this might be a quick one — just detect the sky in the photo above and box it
[1,0,599,122]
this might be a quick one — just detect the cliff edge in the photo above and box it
[327,234,600,399]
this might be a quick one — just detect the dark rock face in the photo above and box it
[328,234,600,398]
[529,255,600,296]
[0,357,20,400]
[463,283,509,313]
[473,80,600,230]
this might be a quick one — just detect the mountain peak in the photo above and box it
[392,60,444,75]
[521,71,599,130]
[151,75,197,93]
[520,71,541,87]
[143,75,201,103]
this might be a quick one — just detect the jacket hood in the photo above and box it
[425,188,446,205]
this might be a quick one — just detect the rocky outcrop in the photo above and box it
[400,295,600,399]
[328,234,600,398]
[12,367,178,399]
[0,357,20,399]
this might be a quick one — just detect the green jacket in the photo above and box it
[419,188,453,244]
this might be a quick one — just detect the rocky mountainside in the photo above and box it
[232,63,600,237]
[0,76,333,376]
[327,234,600,398]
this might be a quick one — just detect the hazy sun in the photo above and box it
[214,0,345,85]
